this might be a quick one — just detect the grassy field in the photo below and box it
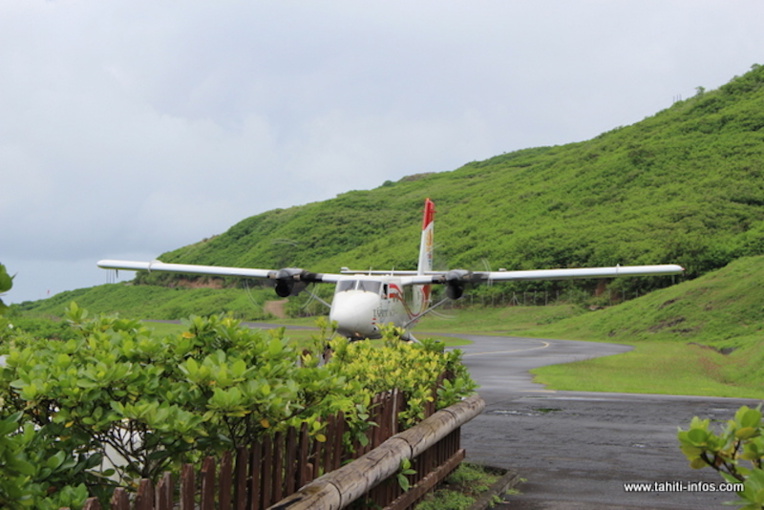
[142,319,472,349]
[411,257,764,399]
[418,307,764,399]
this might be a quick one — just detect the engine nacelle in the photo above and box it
[445,269,472,300]
[446,282,465,300]
[273,268,308,297]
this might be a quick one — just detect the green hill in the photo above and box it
[21,64,764,323]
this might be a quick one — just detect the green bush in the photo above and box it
[0,304,476,506]
[0,411,93,509]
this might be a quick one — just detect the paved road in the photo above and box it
[447,334,761,509]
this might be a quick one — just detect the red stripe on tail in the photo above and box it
[422,198,435,230]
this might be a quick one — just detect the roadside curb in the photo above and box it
[468,467,522,510]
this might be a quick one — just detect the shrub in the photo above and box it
[0,304,477,506]
[678,405,764,508]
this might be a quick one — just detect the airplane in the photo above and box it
[98,199,684,341]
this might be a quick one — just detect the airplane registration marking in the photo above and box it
[462,340,551,358]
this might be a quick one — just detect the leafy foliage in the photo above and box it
[0,412,92,509]
[678,405,764,508]
[397,457,417,492]
[0,305,476,506]
[328,331,477,426]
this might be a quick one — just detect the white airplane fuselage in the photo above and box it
[328,275,415,340]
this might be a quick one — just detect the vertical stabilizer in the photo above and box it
[414,198,435,314]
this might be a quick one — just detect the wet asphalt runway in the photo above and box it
[450,334,761,509]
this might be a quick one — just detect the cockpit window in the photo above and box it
[338,280,356,292]
[337,280,383,294]
[357,281,381,294]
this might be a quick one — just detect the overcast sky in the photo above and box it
[2,1,763,304]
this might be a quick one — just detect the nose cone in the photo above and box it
[330,291,382,339]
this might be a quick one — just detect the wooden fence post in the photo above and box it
[267,394,485,510]
[180,463,195,510]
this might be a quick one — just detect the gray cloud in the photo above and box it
[2,1,763,303]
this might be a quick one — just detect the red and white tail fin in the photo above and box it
[414,198,435,314]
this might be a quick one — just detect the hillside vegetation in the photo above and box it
[20,64,764,326]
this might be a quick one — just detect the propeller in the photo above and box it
[442,269,488,299]
[269,268,323,297]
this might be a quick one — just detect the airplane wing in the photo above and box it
[396,264,684,285]
[97,259,344,296]
[398,264,684,298]
[477,264,685,281]
[347,264,684,282]
[99,259,683,299]
[98,259,274,279]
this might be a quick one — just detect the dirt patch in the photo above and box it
[658,298,678,309]
[688,342,737,355]
[264,300,288,319]
[649,316,686,332]
[168,277,226,289]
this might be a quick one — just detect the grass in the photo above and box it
[511,257,764,399]
[417,303,584,336]
[414,463,503,510]
[530,341,764,399]
[142,319,473,348]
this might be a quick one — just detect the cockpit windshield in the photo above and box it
[358,280,381,294]
[337,280,383,294]
[337,280,355,292]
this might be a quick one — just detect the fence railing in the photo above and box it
[275,396,485,510]
[72,385,482,510]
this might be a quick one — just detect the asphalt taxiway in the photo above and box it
[452,334,760,509]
